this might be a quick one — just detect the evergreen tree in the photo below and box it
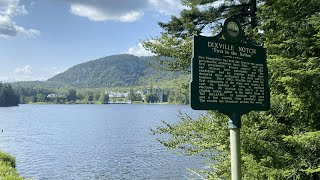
[99,92,109,104]
[144,0,254,72]
[87,92,94,102]
[0,82,19,107]
[65,89,77,102]
[35,94,46,102]
[145,93,158,103]
[128,88,135,101]
[148,0,320,179]
[128,88,142,101]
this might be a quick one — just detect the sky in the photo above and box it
[0,0,185,82]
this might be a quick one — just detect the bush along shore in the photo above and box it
[0,151,23,180]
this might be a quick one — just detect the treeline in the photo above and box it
[13,85,109,104]
[144,87,189,104]
[0,82,19,107]
[10,78,189,105]
[7,69,190,105]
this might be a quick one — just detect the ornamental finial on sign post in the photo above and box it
[223,18,243,43]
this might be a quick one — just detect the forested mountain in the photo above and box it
[48,54,181,88]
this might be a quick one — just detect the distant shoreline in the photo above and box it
[20,102,181,105]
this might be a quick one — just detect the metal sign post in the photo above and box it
[228,113,242,180]
[190,17,270,180]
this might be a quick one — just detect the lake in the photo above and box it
[0,104,205,179]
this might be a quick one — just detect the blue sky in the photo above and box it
[0,0,184,82]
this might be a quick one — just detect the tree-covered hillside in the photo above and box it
[12,81,70,90]
[48,54,181,88]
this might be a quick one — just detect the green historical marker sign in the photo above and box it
[190,17,269,180]
[190,21,270,112]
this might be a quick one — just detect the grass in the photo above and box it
[0,151,24,180]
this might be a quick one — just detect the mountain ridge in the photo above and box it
[48,54,181,88]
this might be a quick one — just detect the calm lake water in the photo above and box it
[0,104,205,179]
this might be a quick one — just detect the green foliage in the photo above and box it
[0,151,23,180]
[149,0,320,179]
[35,94,46,102]
[166,77,189,104]
[143,35,193,72]
[144,93,159,103]
[65,89,77,102]
[0,83,19,107]
[143,0,254,73]
[11,81,70,90]
[99,92,109,104]
[48,54,181,88]
[127,89,142,101]
[12,81,61,104]
[0,151,16,168]
[12,82,111,104]
[87,92,93,102]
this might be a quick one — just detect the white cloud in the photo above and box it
[0,0,40,38]
[15,65,32,74]
[70,3,143,22]
[0,76,9,81]
[9,66,66,82]
[5,3,28,16]
[127,43,154,57]
[197,1,224,11]
[0,65,66,83]
[30,1,36,7]
[66,0,184,22]
[119,11,144,22]
[13,65,35,81]
[13,75,35,81]
[149,0,184,16]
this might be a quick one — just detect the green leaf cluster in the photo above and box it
[143,0,254,72]
[0,83,19,107]
[148,0,320,179]
[0,151,23,180]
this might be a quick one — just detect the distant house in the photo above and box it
[47,94,57,98]
[107,91,128,98]
[136,90,144,96]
